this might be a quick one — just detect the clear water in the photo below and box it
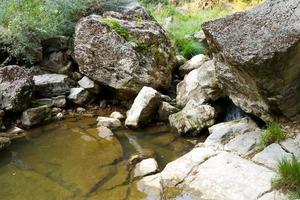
[0,117,198,200]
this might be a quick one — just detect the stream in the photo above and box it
[0,117,201,200]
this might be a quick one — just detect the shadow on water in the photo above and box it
[0,117,200,200]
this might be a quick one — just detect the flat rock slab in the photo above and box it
[252,143,293,170]
[183,152,276,200]
[206,117,258,147]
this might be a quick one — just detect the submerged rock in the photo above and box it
[176,60,221,107]
[0,65,34,112]
[125,87,161,128]
[0,137,10,150]
[21,105,51,127]
[169,100,216,136]
[134,158,159,178]
[202,0,300,120]
[74,10,175,98]
[33,74,70,98]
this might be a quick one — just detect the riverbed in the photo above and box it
[0,117,201,200]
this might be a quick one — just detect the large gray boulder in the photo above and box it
[169,100,216,136]
[0,65,34,112]
[74,9,176,98]
[125,87,161,128]
[202,0,300,121]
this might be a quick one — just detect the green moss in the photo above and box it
[261,123,287,147]
[101,18,132,41]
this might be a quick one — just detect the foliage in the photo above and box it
[145,4,231,59]
[261,123,287,147]
[0,0,133,65]
[274,157,300,199]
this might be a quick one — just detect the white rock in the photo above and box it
[176,60,221,107]
[97,126,114,140]
[78,76,101,94]
[280,138,300,159]
[183,152,276,200]
[252,143,293,170]
[134,158,159,178]
[97,117,122,129]
[178,54,209,77]
[68,87,94,106]
[137,174,163,200]
[125,87,161,128]
[160,147,217,187]
[110,111,125,120]
[205,117,258,147]
[169,100,216,136]
[224,130,262,156]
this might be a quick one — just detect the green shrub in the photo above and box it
[0,0,133,65]
[274,157,300,199]
[261,123,287,147]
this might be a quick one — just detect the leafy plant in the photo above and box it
[261,123,287,147]
[274,157,300,199]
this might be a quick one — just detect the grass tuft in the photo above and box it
[261,123,287,147]
[274,157,300,199]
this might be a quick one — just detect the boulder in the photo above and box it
[169,100,216,136]
[74,10,175,98]
[0,65,33,112]
[202,0,300,120]
[176,60,221,107]
[21,105,51,127]
[33,74,70,98]
[97,117,122,129]
[110,111,125,120]
[178,54,209,77]
[78,76,101,94]
[67,88,95,106]
[125,87,161,128]
[134,158,159,178]
[158,102,179,122]
[0,137,10,150]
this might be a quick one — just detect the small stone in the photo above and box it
[56,112,64,120]
[97,117,122,129]
[76,107,86,113]
[110,111,125,120]
[134,158,159,178]
[7,126,24,135]
[21,106,51,127]
[178,54,209,77]
[70,72,83,81]
[252,143,293,170]
[68,87,95,106]
[175,55,187,67]
[97,126,114,140]
[78,76,101,94]
[194,30,206,43]
[52,95,66,108]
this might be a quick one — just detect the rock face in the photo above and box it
[21,106,51,127]
[202,0,300,121]
[0,65,33,112]
[169,100,216,136]
[74,9,175,98]
[33,74,70,98]
[176,60,221,107]
[125,87,161,128]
